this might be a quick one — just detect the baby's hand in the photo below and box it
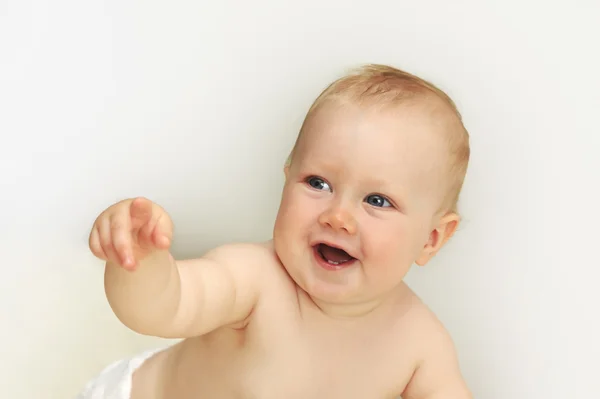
[89,197,173,271]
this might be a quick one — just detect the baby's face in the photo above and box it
[273,99,453,307]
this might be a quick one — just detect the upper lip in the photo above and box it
[311,239,359,260]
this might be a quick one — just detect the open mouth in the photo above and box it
[313,243,356,268]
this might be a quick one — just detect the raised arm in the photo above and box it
[89,197,264,339]
[104,243,265,338]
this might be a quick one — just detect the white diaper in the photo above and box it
[75,349,162,399]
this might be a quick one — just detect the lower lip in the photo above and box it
[312,246,356,271]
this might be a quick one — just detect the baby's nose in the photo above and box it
[318,206,357,235]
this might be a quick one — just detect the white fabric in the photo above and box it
[75,349,161,399]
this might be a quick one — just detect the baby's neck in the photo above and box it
[297,286,403,321]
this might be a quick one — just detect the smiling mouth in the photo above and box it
[314,243,356,266]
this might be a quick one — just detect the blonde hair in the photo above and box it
[287,64,470,214]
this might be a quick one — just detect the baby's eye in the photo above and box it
[306,176,331,192]
[365,194,392,208]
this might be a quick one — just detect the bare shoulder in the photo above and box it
[396,287,472,399]
[201,240,278,265]
[181,240,281,280]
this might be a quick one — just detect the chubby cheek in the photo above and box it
[361,220,415,274]
[276,186,317,238]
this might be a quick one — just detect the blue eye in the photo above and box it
[306,176,331,192]
[365,194,392,208]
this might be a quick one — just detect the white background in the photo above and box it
[1,1,599,398]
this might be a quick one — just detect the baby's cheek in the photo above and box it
[277,202,310,238]
[367,232,409,263]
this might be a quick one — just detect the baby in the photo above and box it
[78,64,472,398]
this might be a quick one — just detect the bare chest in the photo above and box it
[242,334,410,398]
[157,322,415,399]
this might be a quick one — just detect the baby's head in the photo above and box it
[273,64,470,310]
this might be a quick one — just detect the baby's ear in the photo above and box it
[415,212,460,266]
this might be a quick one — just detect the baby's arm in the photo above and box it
[104,243,264,338]
[90,197,264,339]
[401,323,472,399]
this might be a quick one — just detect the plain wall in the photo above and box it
[1,1,599,398]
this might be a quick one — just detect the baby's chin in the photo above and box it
[271,240,380,304]
[290,266,374,305]
[283,261,408,315]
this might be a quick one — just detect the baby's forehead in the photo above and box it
[304,100,451,153]
[300,131,448,182]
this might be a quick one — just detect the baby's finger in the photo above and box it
[152,212,173,249]
[138,211,157,242]
[110,214,135,269]
[89,224,107,260]
[98,216,121,266]
[130,197,153,230]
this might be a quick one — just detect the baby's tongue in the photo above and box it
[320,244,352,263]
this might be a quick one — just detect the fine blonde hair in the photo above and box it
[287,64,470,214]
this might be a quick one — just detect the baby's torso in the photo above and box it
[131,268,423,399]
